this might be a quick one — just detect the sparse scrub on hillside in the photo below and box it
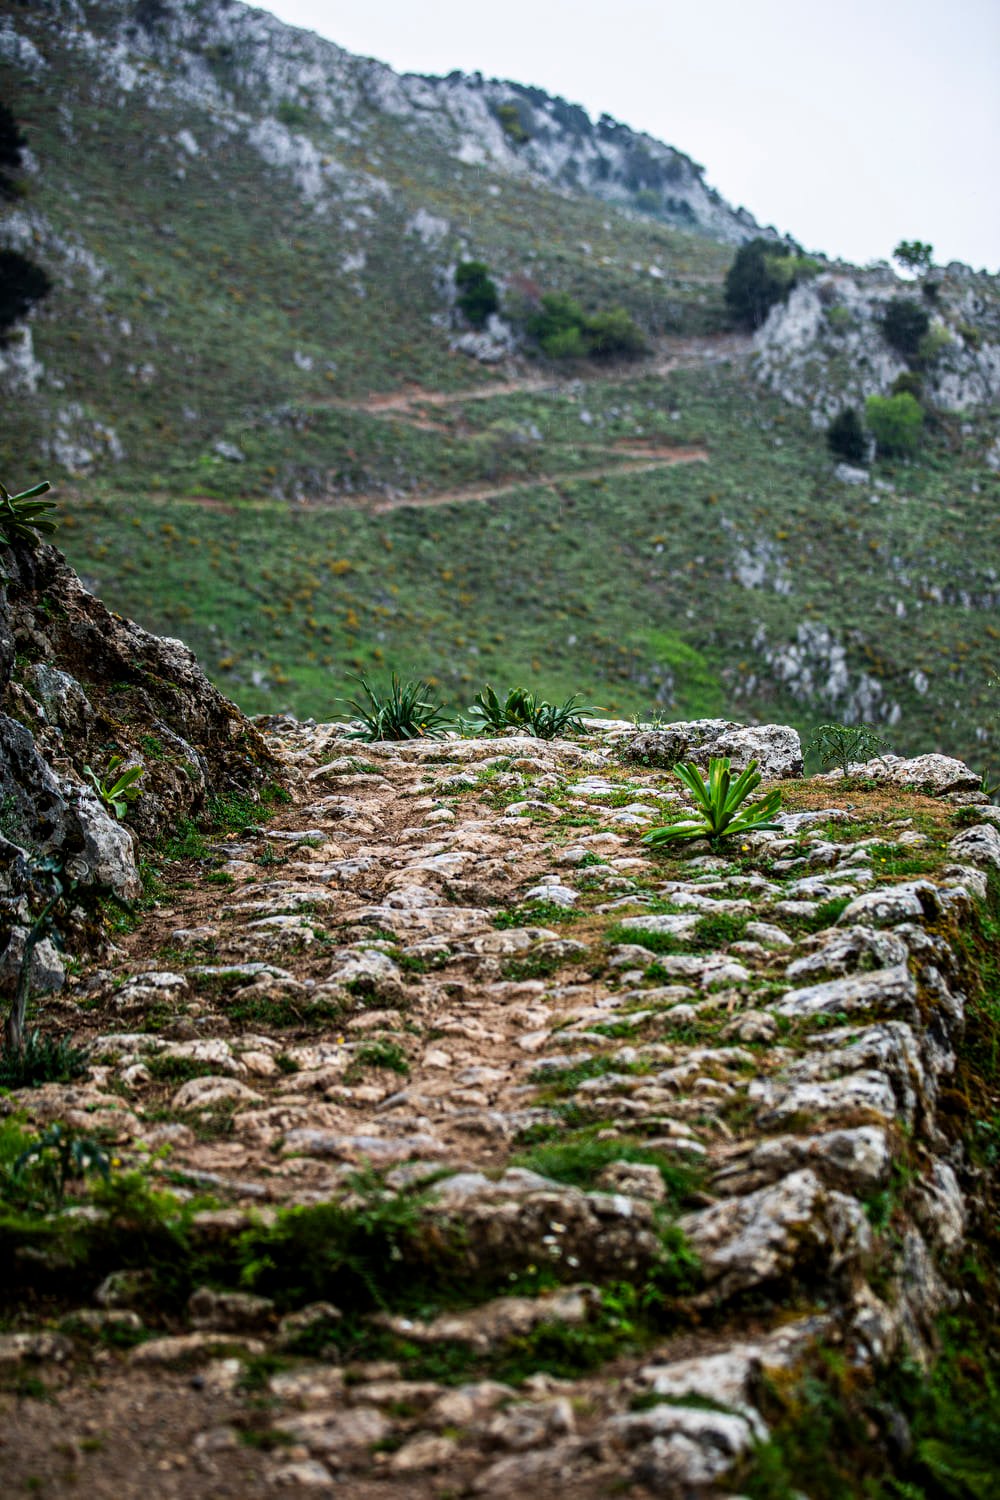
[527,291,647,360]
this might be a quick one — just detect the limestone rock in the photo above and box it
[621,719,802,778]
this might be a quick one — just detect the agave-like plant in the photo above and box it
[0,479,56,547]
[342,674,452,741]
[467,684,597,739]
[643,757,783,846]
[83,755,145,820]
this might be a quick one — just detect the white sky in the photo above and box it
[259,0,999,271]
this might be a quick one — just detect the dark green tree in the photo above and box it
[0,249,52,332]
[827,407,866,464]
[724,238,797,329]
[454,261,499,328]
[893,240,933,275]
[0,102,26,200]
[880,298,929,358]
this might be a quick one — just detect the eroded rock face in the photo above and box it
[0,537,284,988]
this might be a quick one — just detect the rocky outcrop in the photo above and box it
[754,266,1000,422]
[620,718,803,777]
[0,536,283,990]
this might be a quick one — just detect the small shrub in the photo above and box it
[826,408,866,464]
[915,322,952,365]
[865,392,923,457]
[467,684,596,738]
[880,297,929,358]
[643,758,782,847]
[890,370,924,401]
[340,674,452,741]
[0,1030,90,1089]
[454,261,499,329]
[806,723,890,777]
[10,1124,109,1209]
[494,102,530,145]
[83,755,144,819]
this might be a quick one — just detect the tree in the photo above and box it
[865,392,923,458]
[893,240,933,275]
[827,407,866,464]
[880,297,929,358]
[723,238,814,330]
[0,249,52,332]
[0,102,26,200]
[454,261,499,328]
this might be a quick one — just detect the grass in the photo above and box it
[512,1129,704,1205]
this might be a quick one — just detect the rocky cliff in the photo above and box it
[0,532,283,998]
[1,0,759,244]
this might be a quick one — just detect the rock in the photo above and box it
[268,1459,336,1488]
[750,1069,899,1125]
[596,1161,668,1203]
[280,1405,390,1458]
[621,719,802,778]
[785,925,908,981]
[128,1333,266,1367]
[171,1076,264,1110]
[713,1127,892,1196]
[679,1169,871,1298]
[823,753,980,796]
[187,1286,276,1332]
[377,1287,596,1351]
[947,823,1000,870]
[388,1434,458,1472]
[0,1331,72,1367]
[772,963,917,1022]
[605,1401,759,1485]
[837,882,937,928]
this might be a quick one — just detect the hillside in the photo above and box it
[1,0,1000,767]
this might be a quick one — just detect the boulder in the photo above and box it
[621,719,802,778]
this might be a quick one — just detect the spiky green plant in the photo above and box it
[643,757,782,846]
[467,684,597,739]
[83,755,145,819]
[341,674,451,741]
[0,479,56,546]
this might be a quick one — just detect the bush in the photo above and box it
[724,238,817,330]
[880,297,929,358]
[890,371,924,401]
[495,102,530,145]
[527,292,646,360]
[893,239,933,274]
[454,261,499,329]
[865,392,923,457]
[827,407,866,464]
[0,102,26,200]
[0,249,52,332]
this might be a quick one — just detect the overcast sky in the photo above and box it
[260,0,999,271]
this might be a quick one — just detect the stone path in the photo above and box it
[3,722,997,1496]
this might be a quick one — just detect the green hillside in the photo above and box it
[2,0,999,766]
